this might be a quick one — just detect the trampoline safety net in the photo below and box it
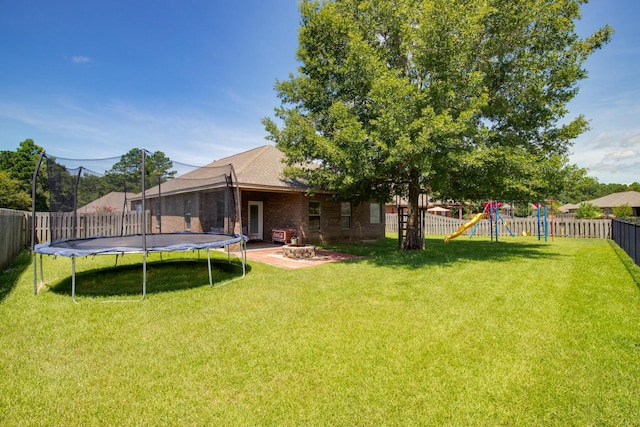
[31,148,247,302]
[36,149,241,244]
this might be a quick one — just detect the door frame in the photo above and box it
[248,201,264,240]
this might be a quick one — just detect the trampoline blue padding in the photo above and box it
[34,232,247,303]
[35,232,246,257]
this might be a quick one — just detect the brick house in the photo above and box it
[138,145,385,245]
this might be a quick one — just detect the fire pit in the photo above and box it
[282,244,316,259]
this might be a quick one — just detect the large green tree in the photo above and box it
[0,139,47,210]
[264,0,612,249]
[0,139,44,191]
[105,149,176,193]
[0,171,32,210]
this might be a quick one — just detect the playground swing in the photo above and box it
[444,200,554,243]
[471,201,515,242]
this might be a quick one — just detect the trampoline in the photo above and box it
[30,149,248,303]
[34,233,247,303]
[35,233,245,257]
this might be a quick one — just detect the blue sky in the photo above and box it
[0,0,638,184]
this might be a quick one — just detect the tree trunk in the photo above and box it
[403,173,422,250]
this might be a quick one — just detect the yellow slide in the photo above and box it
[444,213,486,243]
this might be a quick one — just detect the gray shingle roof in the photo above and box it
[560,191,640,212]
[77,192,136,212]
[587,191,640,208]
[140,145,309,198]
[210,145,308,191]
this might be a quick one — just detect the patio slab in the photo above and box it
[242,246,363,269]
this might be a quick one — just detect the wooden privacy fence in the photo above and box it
[0,208,30,271]
[1,209,150,271]
[386,213,612,239]
[34,211,150,243]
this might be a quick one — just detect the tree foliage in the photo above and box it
[264,0,613,249]
[105,149,176,193]
[0,139,48,210]
[0,143,177,212]
[0,171,32,210]
[557,165,640,204]
[612,203,632,219]
[575,202,603,219]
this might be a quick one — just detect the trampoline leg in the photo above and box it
[33,254,38,295]
[39,254,44,290]
[207,249,213,286]
[142,252,147,300]
[241,240,246,278]
[71,256,78,304]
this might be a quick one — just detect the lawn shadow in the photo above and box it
[0,250,32,303]
[49,259,249,298]
[325,236,561,270]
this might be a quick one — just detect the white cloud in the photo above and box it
[71,56,92,64]
[604,149,638,161]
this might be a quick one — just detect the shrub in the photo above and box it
[514,203,533,217]
[612,203,633,219]
[575,202,604,219]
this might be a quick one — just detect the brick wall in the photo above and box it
[150,192,202,233]
[241,190,384,244]
[242,190,304,239]
[151,189,385,244]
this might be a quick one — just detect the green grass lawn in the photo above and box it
[1,236,639,426]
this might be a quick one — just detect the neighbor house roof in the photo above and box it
[77,192,135,213]
[559,191,640,213]
[587,191,640,208]
[558,203,579,213]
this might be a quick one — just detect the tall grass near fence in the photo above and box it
[1,237,639,425]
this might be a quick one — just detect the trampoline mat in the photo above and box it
[35,233,244,257]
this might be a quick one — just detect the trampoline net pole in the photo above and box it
[142,252,147,300]
[141,149,147,300]
[31,150,45,295]
[207,249,213,286]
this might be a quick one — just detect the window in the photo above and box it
[210,190,226,232]
[309,201,321,231]
[341,202,351,229]
[215,199,225,230]
[184,199,192,230]
[155,202,161,229]
[370,203,381,224]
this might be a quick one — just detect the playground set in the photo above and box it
[444,200,554,243]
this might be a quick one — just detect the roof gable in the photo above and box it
[207,145,308,191]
